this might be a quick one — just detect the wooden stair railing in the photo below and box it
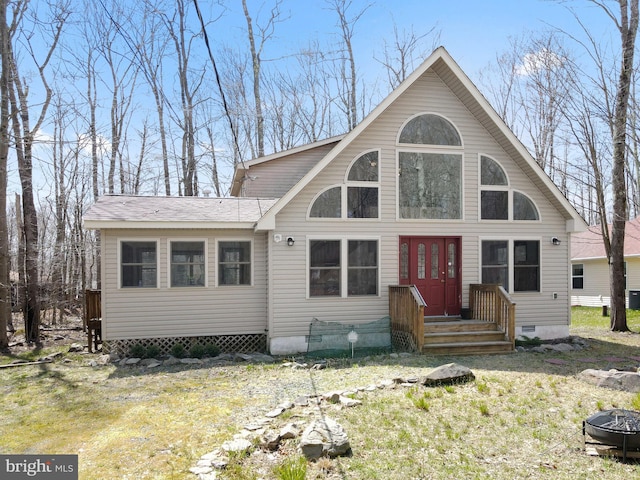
[469,284,516,349]
[389,285,426,352]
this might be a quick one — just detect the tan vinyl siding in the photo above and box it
[240,143,337,197]
[101,229,267,340]
[268,70,571,337]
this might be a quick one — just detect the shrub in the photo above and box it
[171,343,186,358]
[189,344,206,359]
[129,343,146,358]
[204,343,221,357]
[145,345,160,359]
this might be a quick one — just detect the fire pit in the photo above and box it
[584,409,640,460]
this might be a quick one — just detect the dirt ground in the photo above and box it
[5,313,89,355]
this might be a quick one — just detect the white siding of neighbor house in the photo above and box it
[240,142,338,198]
[571,257,640,307]
[100,228,268,340]
[265,71,571,339]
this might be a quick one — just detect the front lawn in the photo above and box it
[1,307,639,479]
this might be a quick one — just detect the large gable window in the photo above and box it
[121,240,157,288]
[309,150,379,219]
[398,114,462,220]
[480,155,539,221]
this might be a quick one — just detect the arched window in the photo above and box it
[480,155,539,221]
[513,191,539,220]
[399,113,461,146]
[309,150,380,219]
[397,114,463,220]
[309,186,341,218]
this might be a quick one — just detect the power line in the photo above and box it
[192,0,245,170]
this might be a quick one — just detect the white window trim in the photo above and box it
[167,238,208,288]
[117,238,160,290]
[216,239,254,287]
[478,237,542,294]
[306,235,381,299]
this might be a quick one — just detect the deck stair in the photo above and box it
[422,316,514,355]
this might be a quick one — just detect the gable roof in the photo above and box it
[254,46,586,232]
[230,135,345,196]
[84,195,278,230]
[571,217,640,260]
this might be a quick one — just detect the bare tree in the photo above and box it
[0,0,11,348]
[326,0,371,131]
[241,0,284,158]
[376,23,440,90]
[604,0,638,331]
[8,0,69,344]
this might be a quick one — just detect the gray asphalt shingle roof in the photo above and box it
[84,195,279,226]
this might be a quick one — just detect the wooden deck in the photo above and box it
[389,284,516,356]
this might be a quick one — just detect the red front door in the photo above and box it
[399,236,461,316]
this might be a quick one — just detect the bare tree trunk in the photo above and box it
[0,0,10,349]
[608,0,638,332]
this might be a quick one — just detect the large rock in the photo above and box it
[421,363,475,386]
[299,417,350,460]
[578,369,640,393]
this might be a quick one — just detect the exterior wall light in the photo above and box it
[287,236,295,246]
[551,237,561,245]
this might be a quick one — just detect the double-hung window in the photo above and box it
[218,241,252,286]
[481,240,540,292]
[572,264,584,290]
[310,239,378,297]
[121,240,157,288]
[170,241,205,287]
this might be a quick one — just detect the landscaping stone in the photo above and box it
[299,417,350,460]
[220,438,252,455]
[421,363,475,386]
[578,368,640,393]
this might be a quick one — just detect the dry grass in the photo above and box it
[1,308,640,479]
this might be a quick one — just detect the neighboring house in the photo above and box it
[571,217,640,308]
[84,47,586,356]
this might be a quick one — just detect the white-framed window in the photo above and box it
[169,240,206,287]
[480,155,540,221]
[481,239,540,292]
[397,113,463,220]
[309,150,380,219]
[120,239,158,288]
[218,240,252,286]
[572,263,584,290]
[309,238,379,297]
